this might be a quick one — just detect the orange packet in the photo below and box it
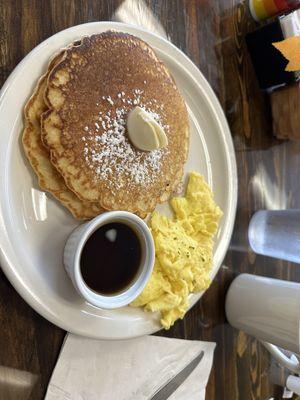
[273,36,300,71]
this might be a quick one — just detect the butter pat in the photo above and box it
[127,106,168,151]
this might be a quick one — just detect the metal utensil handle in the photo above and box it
[150,350,204,400]
[261,341,300,374]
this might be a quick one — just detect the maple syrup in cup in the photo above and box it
[80,222,142,294]
[63,211,155,309]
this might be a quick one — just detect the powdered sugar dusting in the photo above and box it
[82,89,169,190]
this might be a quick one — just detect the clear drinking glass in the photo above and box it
[248,210,300,263]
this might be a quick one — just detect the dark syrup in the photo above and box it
[80,222,142,295]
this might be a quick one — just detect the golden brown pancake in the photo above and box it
[22,52,105,220]
[41,31,189,215]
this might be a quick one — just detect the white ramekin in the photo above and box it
[63,211,155,309]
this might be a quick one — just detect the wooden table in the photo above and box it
[1,1,299,399]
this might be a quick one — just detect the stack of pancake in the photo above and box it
[22,31,189,219]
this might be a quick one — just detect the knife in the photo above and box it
[149,350,205,400]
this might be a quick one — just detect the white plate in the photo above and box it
[0,22,237,339]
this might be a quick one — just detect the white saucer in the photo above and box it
[0,22,237,339]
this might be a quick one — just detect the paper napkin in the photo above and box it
[45,334,215,400]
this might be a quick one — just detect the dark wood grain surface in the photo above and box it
[0,1,299,399]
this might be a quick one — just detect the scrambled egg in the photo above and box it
[131,172,223,329]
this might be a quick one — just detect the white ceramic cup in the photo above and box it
[226,274,300,373]
[63,211,155,309]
